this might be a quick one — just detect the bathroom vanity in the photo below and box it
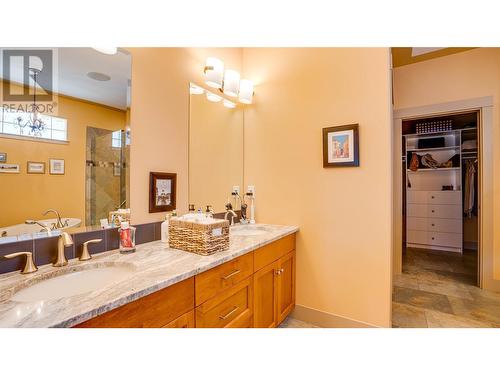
[0,224,297,328]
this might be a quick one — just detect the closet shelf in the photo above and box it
[407,146,460,152]
[407,167,460,173]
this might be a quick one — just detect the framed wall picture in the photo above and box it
[0,153,6,163]
[322,124,359,167]
[149,172,177,213]
[49,159,65,175]
[0,163,19,173]
[27,161,46,174]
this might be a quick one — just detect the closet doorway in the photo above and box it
[401,111,480,287]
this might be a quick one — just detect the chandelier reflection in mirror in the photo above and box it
[15,68,47,137]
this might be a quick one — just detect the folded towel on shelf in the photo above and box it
[462,140,477,151]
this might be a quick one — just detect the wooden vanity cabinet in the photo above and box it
[74,277,194,328]
[253,235,296,327]
[74,234,296,328]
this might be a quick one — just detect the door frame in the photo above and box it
[392,96,496,290]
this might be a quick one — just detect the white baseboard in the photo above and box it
[291,304,380,328]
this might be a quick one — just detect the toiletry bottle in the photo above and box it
[161,213,171,244]
[119,221,136,254]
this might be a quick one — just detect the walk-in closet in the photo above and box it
[401,111,480,285]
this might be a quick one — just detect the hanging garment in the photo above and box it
[464,160,476,218]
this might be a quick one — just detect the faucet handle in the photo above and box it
[4,252,38,274]
[80,239,102,261]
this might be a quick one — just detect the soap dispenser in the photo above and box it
[161,212,172,244]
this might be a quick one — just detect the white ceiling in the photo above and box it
[0,47,131,110]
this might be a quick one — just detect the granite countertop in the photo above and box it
[0,224,298,328]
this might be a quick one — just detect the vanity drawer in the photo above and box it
[407,217,462,233]
[162,310,195,328]
[407,230,429,245]
[195,252,253,306]
[74,277,195,328]
[254,234,296,271]
[407,191,427,204]
[195,277,253,328]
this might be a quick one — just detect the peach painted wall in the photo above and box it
[128,48,243,224]
[393,48,500,288]
[0,92,125,228]
[242,48,393,327]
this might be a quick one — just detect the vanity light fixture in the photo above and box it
[238,79,254,104]
[189,83,204,95]
[92,47,118,55]
[223,69,240,97]
[204,57,224,89]
[206,91,222,103]
[223,99,236,109]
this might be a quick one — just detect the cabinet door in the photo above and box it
[277,251,296,324]
[162,310,195,328]
[253,260,279,328]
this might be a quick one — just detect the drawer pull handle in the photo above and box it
[275,268,285,276]
[221,269,241,280]
[432,237,435,240]
[219,306,239,320]
[431,210,435,213]
[431,223,435,226]
[431,196,435,199]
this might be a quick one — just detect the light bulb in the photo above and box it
[206,92,222,102]
[238,79,254,104]
[204,57,224,89]
[223,100,236,109]
[223,69,240,97]
[190,83,204,95]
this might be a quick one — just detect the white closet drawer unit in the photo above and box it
[428,232,462,248]
[407,191,427,204]
[427,191,461,205]
[427,204,461,219]
[407,230,428,245]
[407,217,462,233]
[407,204,428,218]
[408,230,462,248]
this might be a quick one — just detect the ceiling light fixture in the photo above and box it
[223,69,240,97]
[204,57,224,89]
[238,79,254,104]
[92,47,118,55]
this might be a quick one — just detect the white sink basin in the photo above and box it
[11,265,134,303]
[230,226,269,236]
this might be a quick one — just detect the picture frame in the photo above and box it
[322,124,359,167]
[49,159,65,175]
[0,153,6,163]
[27,161,46,174]
[149,172,177,213]
[0,163,19,173]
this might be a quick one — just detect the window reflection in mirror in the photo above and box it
[0,47,131,242]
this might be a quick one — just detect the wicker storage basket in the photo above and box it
[168,217,229,255]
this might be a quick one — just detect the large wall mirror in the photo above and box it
[189,83,244,214]
[0,48,131,242]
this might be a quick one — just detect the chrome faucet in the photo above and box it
[25,219,52,235]
[54,232,73,267]
[42,209,65,229]
[224,202,238,226]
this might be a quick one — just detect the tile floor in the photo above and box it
[278,316,319,328]
[393,247,500,328]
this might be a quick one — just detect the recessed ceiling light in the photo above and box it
[93,47,118,55]
[87,72,111,81]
